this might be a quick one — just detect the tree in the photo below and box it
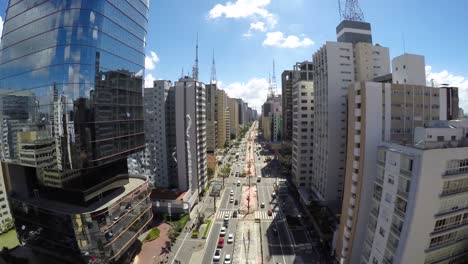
[220,166,231,178]
[207,168,214,180]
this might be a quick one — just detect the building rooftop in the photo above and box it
[150,188,186,201]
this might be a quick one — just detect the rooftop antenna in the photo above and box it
[181,67,184,79]
[341,0,365,22]
[192,33,199,81]
[268,72,273,98]
[211,49,217,84]
[271,59,277,96]
[338,0,342,20]
[431,79,434,88]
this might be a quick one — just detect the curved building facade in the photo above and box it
[0,0,151,263]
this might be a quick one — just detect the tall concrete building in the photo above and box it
[282,70,294,142]
[335,81,459,264]
[173,77,208,205]
[361,123,468,264]
[216,89,229,149]
[0,163,11,230]
[262,95,282,142]
[141,80,172,188]
[311,19,390,210]
[0,1,152,262]
[228,97,240,139]
[392,53,426,86]
[291,79,314,188]
[205,84,217,153]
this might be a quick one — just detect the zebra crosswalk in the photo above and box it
[255,210,283,220]
[215,210,236,220]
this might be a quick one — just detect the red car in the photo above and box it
[217,237,225,248]
[267,209,272,216]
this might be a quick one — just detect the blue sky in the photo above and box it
[1,0,468,111]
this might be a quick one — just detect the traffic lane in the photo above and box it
[202,222,222,264]
[222,218,238,261]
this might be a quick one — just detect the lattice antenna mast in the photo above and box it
[211,49,217,84]
[192,33,199,81]
[268,72,273,98]
[271,59,277,96]
[342,0,364,22]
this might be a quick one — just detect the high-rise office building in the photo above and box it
[291,79,314,188]
[142,80,172,188]
[228,97,239,139]
[282,70,294,142]
[173,77,208,205]
[216,89,229,149]
[361,123,468,264]
[206,84,217,152]
[335,80,459,264]
[0,1,152,263]
[262,95,282,143]
[311,19,390,210]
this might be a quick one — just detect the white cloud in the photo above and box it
[221,78,270,109]
[208,0,277,29]
[145,51,159,70]
[145,73,156,88]
[250,21,266,32]
[263,31,314,48]
[426,65,468,112]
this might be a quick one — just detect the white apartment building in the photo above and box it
[0,163,11,229]
[312,43,389,209]
[362,124,468,264]
[392,53,426,86]
[335,81,459,264]
[291,80,314,188]
[174,77,208,202]
[142,80,172,188]
[206,84,217,152]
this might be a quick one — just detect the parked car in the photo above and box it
[213,249,221,262]
[217,237,225,248]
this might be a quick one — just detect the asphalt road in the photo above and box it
[201,126,254,264]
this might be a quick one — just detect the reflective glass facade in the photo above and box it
[0,0,148,201]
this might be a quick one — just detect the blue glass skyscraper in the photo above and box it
[0,1,152,263]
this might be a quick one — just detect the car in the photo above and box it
[220,227,226,236]
[217,237,225,248]
[230,190,234,196]
[230,197,234,203]
[271,192,276,198]
[237,180,241,186]
[234,200,238,205]
[213,249,221,262]
[233,211,238,218]
[224,254,232,264]
[227,233,234,243]
[260,202,265,208]
[267,209,273,216]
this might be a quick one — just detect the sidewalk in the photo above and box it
[134,223,171,264]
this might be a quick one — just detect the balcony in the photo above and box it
[390,224,401,236]
[394,208,406,219]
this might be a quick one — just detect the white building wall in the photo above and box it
[372,45,390,78]
[392,54,426,86]
[313,41,354,208]
[0,163,11,227]
[291,80,314,188]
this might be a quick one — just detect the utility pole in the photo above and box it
[213,196,216,212]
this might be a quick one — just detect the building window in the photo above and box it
[379,227,385,237]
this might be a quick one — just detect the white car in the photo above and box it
[230,190,234,196]
[230,197,234,203]
[213,249,221,262]
[220,227,226,236]
[224,254,231,264]
[227,233,234,243]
